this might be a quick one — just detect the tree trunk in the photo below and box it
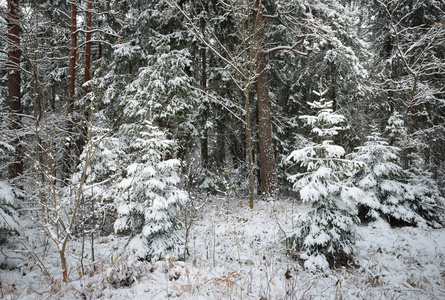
[331,64,337,112]
[84,0,92,95]
[64,0,78,180]
[68,1,77,123]
[7,0,23,180]
[200,45,208,167]
[60,249,68,283]
[216,122,226,168]
[246,92,255,209]
[253,0,277,199]
[78,0,93,156]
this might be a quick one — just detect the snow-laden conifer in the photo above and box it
[349,114,445,228]
[127,40,198,150]
[0,181,20,245]
[349,127,415,224]
[112,39,194,259]
[74,120,187,261]
[73,119,187,261]
[287,85,363,270]
[114,121,187,261]
[387,113,444,227]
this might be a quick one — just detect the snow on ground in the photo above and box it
[1,196,444,299]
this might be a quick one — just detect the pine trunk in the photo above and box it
[64,0,77,179]
[200,45,208,167]
[84,0,92,95]
[7,0,23,180]
[254,0,277,199]
[68,1,77,121]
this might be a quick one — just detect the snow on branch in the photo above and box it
[265,36,312,57]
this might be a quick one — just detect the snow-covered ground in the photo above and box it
[1,197,444,299]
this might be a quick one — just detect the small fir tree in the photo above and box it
[74,120,187,261]
[403,162,445,228]
[386,112,445,227]
[287,86,363,270]
[349,127,415,224]
[384,113,445,227]
[114,121,187,260]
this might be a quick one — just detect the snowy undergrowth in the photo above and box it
[1,197,444,299]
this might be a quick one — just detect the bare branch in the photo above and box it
[265,37,312,57]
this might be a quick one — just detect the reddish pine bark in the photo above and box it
[62,0,77,182]
[84,0,93,95]
[7,0,23,179]
[253,0,277,198]
[68,1,77,115]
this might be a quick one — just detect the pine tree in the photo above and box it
[363,0,445,189]
[384,113,445,227]
[349,115,445,228]
[114,121,187,261]
[127,41,197,153]
[287,85,363,270]
[74,120,187,261]
[349,126,410,224]
[270,0,370,190]
[6,0,23,180]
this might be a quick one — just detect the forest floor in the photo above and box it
[1,196,444,299]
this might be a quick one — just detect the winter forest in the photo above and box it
[1,0,445,298]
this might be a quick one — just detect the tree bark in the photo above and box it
[200,45,208,167]
[331,63,337,112]
[68,1,77,118]
[253,0,277,199]
[7,0,23,180]
[64,0,78,179]
[84,0,92,95]
[216,122,226,168]
[246,92,255,209]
